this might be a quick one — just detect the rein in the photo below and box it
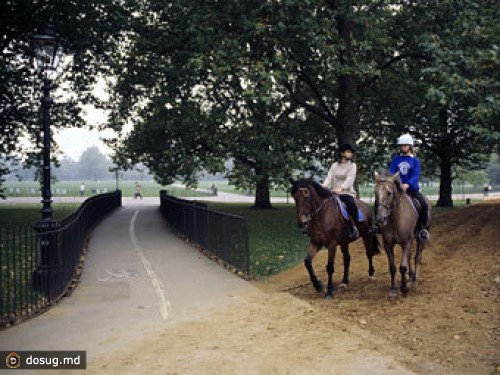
[298,186,336,220]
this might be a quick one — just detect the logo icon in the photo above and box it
[6,352,21,369]
[398,161,411,175]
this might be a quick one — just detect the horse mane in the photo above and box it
[375,172,403,194]
[291,178,333,198]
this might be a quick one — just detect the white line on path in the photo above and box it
[129,209,172,320]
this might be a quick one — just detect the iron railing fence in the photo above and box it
[0,191,121,328]
[160,191,250,276]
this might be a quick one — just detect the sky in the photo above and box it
[53,78,118,161]
[54,126,114,161]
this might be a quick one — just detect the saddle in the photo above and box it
[405,195,422,216]
[405,194,428,231]
[334,196,366,222]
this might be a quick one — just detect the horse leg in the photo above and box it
[413,204,430,286]
[304,243,323,293]
[325,242,337,299]
[413,237,425,286]
[340,243,350,288]
[361,234,375,278]
[408,262,415,286]
[399,241,412,295]
[384,240,398,300]
[408,239,415,284]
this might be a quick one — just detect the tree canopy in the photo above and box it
[2,1,498,207]
[0,0,131,164]
[109,0,498,207]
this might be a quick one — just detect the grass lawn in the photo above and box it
[2,181,210,199]
[0,204,81,227]
[207,203,309,277]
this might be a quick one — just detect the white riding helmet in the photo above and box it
[397,133,414,146]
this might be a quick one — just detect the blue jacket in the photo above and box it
[389,154,421,192]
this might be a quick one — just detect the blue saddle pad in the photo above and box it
[335,196,366,222]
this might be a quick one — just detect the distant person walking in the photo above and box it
[80,182,85,197]
[483,184,492,197]
[134,182,143,199]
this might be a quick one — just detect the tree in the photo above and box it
[53,156,79,180]
[111,1,329,208]
[0,1,132,170]
[110,0,498,209]
[373,0,499,206]
[77,146,113,181]
[486,153,500,185]
[0,157,7,199]
[110,0,413,207]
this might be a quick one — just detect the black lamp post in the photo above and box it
[31,24,63,298]
[32,24,62,225]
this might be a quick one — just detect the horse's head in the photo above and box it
[290,178,314,234]
[374,172,401,227]
[290,178,333,235]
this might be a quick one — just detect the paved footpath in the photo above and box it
[0,199,256,362]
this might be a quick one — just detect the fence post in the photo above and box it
[244,219,250,276]
[33,225,61,301]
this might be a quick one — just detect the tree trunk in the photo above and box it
[436,108,453,207]
[336,10,358,146]
[337,74,358,146]
[437,155,453,207]
[254,173,272,209]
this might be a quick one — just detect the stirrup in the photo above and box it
[418,229,430,241]
[369,225,380,235]
[351,226,360,239]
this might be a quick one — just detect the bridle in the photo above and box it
[296,186,335,234]
[375,178,401,219]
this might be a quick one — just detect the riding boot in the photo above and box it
[417,197,430,241]
[349,219,360,239]
[418,222,430,241]
[418,226,430,241]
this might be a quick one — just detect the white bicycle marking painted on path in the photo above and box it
[97,269,140,282]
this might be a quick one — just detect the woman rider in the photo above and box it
[322,143,360,239]
[388,134,430,240]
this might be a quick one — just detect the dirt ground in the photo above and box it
[58,201,498,375]
[271,200,500,374]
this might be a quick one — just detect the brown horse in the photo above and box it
[374,172,432,300]
[290,178,379,298]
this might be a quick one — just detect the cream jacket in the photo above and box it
[322,161,357,197]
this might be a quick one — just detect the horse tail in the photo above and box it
[370,233,380,256]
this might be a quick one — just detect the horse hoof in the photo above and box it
[324,294,333,300]
[313,282,323,293]
[339,283,348,290]
[388,292,398,301]
[368,276,375,281]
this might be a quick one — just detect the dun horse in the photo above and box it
[374,172,432,300]
[290,178,379,298]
